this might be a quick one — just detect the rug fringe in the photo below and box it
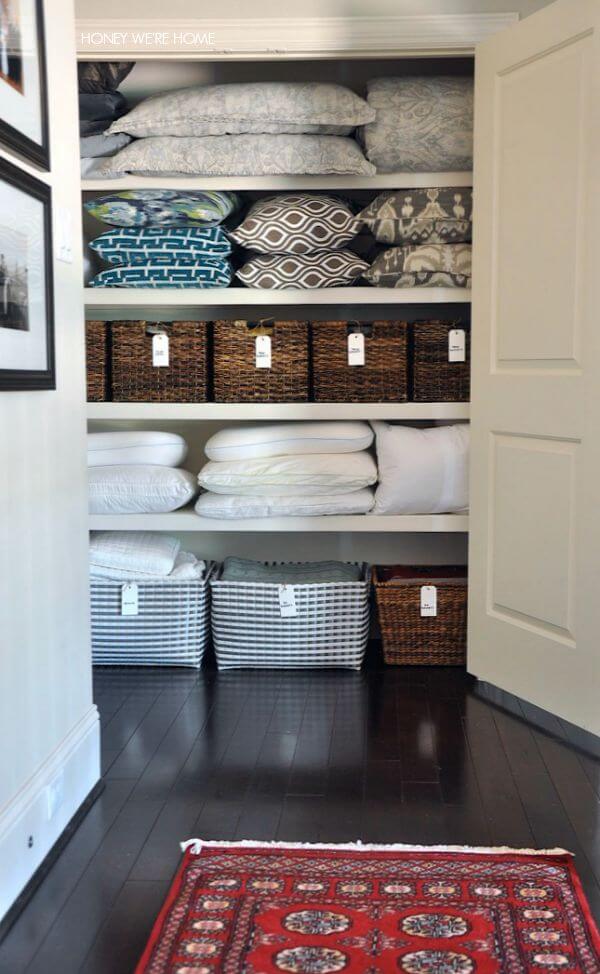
[180,838,571,857]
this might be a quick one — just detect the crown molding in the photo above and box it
[75,13,519,59]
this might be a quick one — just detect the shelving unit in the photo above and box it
[84,287,471,309]
[87,402,470,422]
[89,511,469,533]
[81,172,473,192]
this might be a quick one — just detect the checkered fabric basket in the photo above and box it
[90,564,215,668]
[210,562,370,670]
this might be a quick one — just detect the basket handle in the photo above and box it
[346,321,373,338]
[145,321,170,337]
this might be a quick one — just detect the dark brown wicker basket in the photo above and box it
[86,319,109,402]
[213,320,309,402]
[312,321,408,402]
[373,565,467,666]
[111,320,208,402]
[413,321,470,402]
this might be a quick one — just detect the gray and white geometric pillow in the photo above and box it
[364,243,471,288]
[230,194,360,254]
[237,249,368,289]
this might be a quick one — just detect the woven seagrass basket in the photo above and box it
[312,320,408,402]
[85,319,109,402]
[111,320,208,402]
[412,320,470,402]
[213,319,309,402]
[373,565,467,666]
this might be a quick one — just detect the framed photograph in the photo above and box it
[0,154,54,390]
[0,0,49,169]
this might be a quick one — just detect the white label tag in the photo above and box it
[420,585,437,617]
[255,334,272,369]
[448,328,466,363]
[152,333,169,367]
[348,332,365,366]
[121,583,139,616]
[278,584,298,618]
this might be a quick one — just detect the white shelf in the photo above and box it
[87,402,470,422]
[89,510,469,533]
[84,287,471,310]
[81,172,473,193]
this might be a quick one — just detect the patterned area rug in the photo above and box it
[135,840,600,974]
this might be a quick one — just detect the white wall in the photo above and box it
[0,0,100,921]
[74,0,554,19]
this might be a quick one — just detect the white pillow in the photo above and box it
[372,422,469,514]
[89,530,181,575]
[89,466,197,514]
[204,422,373,462]
[195,489,375,518]
[87,431,188,468]
[198,452,377,496]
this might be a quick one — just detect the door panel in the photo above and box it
[468,0,599,734]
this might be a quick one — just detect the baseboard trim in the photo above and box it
[474,679,600,759]
[0,779,104,944]
[0,705,100,923]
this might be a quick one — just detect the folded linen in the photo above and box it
[91,550,206,582]
[220,557,363,584]
[204,422,374,462]
[89,530,181,576]
[198,451,377,496]
[80,132,132,159]
[195,489,375,518]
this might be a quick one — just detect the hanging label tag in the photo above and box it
[255,335,272,369]
[420,585,437,617]
[121,583,139,616]
[278,584,298,618]
[152,333,169,367]
[448,328,466,363]
[348,332,365,366]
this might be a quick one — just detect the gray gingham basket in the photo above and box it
[90,564,215,668]
[210,562,370,670]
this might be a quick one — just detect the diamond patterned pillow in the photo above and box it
[237,250,368,289]
[230,194,359,254]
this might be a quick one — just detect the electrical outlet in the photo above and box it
[46,774,64,821]
[54,206,74,264]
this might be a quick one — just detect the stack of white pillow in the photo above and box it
[195,422,377,518]
[89,530,205,581]
[88,431,198,514]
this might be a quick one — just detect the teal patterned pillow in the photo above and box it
[89,226,232,265]
[89,259,232,288]
[84,190,240,227]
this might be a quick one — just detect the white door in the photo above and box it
[468,0,600,735]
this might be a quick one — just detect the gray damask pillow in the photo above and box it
[237,250,368,289]
[230,194,360,254]
[359,187,472,245]
[109,82,375,137]
[361,77,473,173]
[94,134,376,177]
[364,243,471,288]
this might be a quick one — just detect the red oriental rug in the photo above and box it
[135,840,600,974]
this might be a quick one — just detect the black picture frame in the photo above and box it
[0,0,50,170]
[0,155,54,390]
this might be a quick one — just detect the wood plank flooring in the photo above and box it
[0,661,598,973]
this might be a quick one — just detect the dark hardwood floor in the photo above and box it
[1,659,599,973]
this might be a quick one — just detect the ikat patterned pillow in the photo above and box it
[89,226,232,265]
[89,259,232,289]
[230,194,359,254]
[359,187,473,245]
[84,190,240,228]
[364,243,471,288]
[237,250,368,289]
